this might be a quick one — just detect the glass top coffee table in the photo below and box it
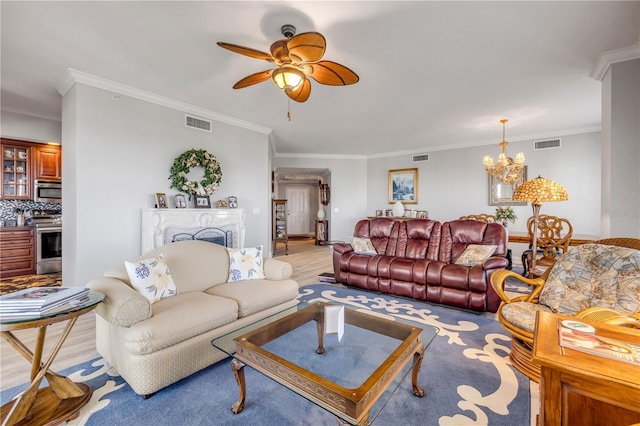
[212,301,438,425]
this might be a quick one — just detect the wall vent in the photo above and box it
[185,115,212,132]
[534,138,561,150]
[412,153,430,162]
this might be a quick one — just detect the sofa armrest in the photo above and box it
[333,242,354,255]
[86,277,151,327]
[489,269,546,304]
[483,256,509,270]
[264,258,293,280]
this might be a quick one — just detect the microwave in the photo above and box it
[34,180,62,203]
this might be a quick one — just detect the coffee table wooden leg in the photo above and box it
[230,359,246,414]
[411,346,425,397]
[315,316,325,354]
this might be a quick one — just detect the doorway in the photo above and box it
[286,186,310,235]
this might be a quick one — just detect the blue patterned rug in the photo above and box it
[1,284,530,425]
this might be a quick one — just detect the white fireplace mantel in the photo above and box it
[141,208,246,253]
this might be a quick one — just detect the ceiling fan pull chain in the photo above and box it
[287,98,292,121]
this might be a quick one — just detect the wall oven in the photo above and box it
[35,221,62,274]
[34,180,62,203]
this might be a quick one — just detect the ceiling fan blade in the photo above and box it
[287,32,326,63]
[287,79,311,103]
[232,70,274,89]
[217,42,274,62]
[306,60,359,86]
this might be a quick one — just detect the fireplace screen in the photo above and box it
[170,227,232,248]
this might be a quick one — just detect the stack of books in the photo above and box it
[0,287,90,318]
[318,272,337,284]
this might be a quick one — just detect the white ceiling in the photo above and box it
[1,1,638,157]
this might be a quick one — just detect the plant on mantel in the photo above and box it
[495,206,517,227]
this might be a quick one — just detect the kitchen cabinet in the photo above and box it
[34,144,62,181]
[0,227,36,278]
[1,139,31,200]
[272,199,288,255]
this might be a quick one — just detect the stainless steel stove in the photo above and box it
[28,210,62,274]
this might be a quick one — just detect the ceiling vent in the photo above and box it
[534,138,561,150]
[412,153,430,162]
[185,115,212,132]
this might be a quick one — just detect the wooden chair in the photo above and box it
[521,215,573,278]
[458,214,496,223]
[491,238,640,382]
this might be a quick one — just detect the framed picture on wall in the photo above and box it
[388,168,418,204]
[488,166,528,206]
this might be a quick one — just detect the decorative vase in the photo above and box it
[392,201,405,217]
[317,208,325,220]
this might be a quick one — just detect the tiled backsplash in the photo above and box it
[0,200,62,220]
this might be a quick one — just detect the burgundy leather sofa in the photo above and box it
[333,218,509,312]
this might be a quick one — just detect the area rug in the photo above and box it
[1,284,530,425]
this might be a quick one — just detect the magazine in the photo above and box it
[0,287,88,309]
[559,327,640,366]
[0,295,91,319]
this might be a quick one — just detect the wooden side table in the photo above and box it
[532,311,640,426]
[0,292,104,426]
[315,220,328,245]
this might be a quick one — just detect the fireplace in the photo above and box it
[141,208,245,253]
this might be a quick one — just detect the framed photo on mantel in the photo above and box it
[194,195,211,209]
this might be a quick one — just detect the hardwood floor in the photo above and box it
[0,239,333,391]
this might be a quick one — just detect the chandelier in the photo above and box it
[482,119,525,185]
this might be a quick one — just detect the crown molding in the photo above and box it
[590,43,640,81]
[274,152,367,160]
[57,69,272,135]
[366,125,601,159]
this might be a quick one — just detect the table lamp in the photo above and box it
[511,176,568,277]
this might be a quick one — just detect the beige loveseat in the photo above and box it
[86,240,299,396]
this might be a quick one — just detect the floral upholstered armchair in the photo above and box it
[490,238,640,381]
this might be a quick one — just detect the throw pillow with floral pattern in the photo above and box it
[227,246,265,282]
[125,254,177,304]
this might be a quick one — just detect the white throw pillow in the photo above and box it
[352,237,377,255]
[227,246,266,282]
[455,244,497,266]
[125,254,177,304]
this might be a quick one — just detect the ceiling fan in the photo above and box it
[217,25,359,103]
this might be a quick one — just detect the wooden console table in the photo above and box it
[507,232,599,246]
[532,311,640,426]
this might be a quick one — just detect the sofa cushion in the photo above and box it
[352,237,377,254]
[501,302,553,333]
[539,244,640,315]
[207,279,299,318]
[455,244,497,266]
[123,292,238,355]
[227,246,266,282]
[106,240,231,293]
[125,254,178,304]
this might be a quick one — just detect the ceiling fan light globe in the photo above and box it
[272,67,305,92]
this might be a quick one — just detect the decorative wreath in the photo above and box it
[169,149,222,198]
